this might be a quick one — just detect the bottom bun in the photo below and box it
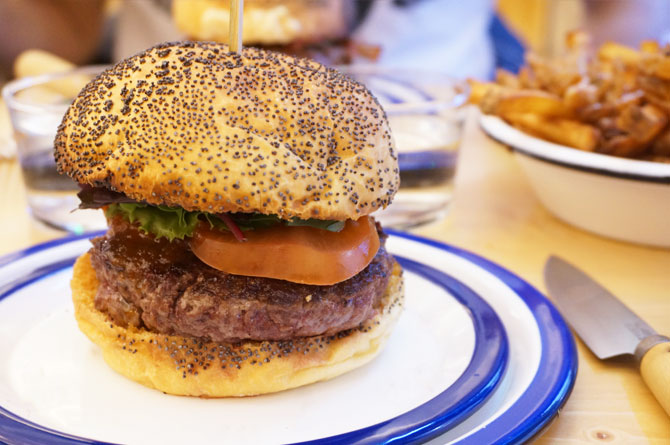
[71,252,404,397]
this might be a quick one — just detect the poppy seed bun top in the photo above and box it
[55,41,399,220]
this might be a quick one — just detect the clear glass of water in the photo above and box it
[2,66,108,234]
[337,66,467,229]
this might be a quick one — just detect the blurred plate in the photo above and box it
[0,231,575,444]
[480,114,670,247]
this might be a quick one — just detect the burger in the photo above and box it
[55,41,403,397]
[171,0,379,65]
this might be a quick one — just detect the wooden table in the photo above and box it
[1,111,668,443]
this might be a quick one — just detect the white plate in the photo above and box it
[0,231,576,444]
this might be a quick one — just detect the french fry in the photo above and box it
[495,69,520,88]
[466,78,495,105]
[609,104,668,156]
[563,80,598,112]
[640,53,670,80]
[526,54,581,96]
[495,91,571,119]
[602,135,644,157]
[517,66,536,90]
[599,104,667,157]
[618,104,667,139]
[466,80,518,115]
[504,113,600,151]
[13,49,88,98]
[14,49,74,78]
[638,74,670,109]
[597,42,641,65]
[640,40,660,54]
[470,33,670,163]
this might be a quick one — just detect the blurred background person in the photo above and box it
[352,0,497,78]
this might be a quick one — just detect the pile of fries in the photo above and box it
[470,32,670,163]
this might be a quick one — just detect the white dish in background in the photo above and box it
[480,114,670,248]
[0,231,576,444]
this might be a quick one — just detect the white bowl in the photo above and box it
[480,115,670,248]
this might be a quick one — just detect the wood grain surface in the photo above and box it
[0,109,668,443]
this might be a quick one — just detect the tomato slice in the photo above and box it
[188,217,380,285]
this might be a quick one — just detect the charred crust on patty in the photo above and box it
[90,217,395,342]
[71,252,404,396]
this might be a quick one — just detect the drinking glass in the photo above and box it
[2,66,108,233]
[337,66,467,228]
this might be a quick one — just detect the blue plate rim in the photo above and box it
[297,256,509,445]
[387,229,578,444]
[0,232,510,445]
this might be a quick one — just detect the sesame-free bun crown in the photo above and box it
[55,42,399,220]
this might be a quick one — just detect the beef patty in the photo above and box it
[89,217,395,343]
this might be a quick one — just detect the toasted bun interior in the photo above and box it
[71,252,404,397]
[55,42,398,220]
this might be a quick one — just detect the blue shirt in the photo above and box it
[352,0,495,79]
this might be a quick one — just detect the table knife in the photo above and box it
[544,256,670,416]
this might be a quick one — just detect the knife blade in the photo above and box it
[544,256,657,359]
[544,256,670,416]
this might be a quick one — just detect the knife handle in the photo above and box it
[637,335,670,417]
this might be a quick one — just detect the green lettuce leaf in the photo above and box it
[105,203,345,241]
[106,203,200,241]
